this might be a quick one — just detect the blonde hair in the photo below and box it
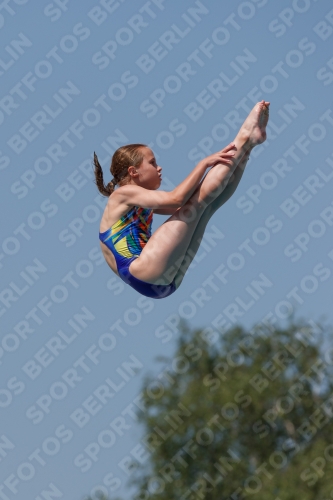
[93,144,147,197]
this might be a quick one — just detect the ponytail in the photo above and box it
[93,152,114,197]
[93,144,147,197]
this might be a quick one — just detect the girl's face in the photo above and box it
[135,147,162,189]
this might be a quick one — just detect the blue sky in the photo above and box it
[1,1,333,499]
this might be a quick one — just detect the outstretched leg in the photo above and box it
[130,102,269,285]
[173,151,251,288]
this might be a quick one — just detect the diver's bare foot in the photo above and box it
[239,101,270,147]
[258,101,270,143]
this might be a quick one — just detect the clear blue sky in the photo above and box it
[1,1,333,498]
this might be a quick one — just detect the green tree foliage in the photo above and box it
[90,320,333,500]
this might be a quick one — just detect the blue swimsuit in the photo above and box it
[99,206,176,299]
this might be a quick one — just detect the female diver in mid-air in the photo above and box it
[94,100,270,299]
